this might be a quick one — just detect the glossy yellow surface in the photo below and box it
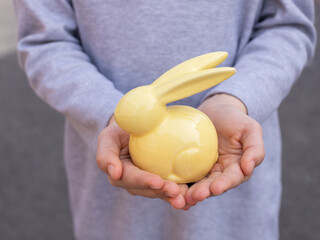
[115,52,236,183]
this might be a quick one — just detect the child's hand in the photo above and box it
[96,118,188,209]
[185,94,265,207]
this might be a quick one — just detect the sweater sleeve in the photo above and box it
[203,0,316,123]
[13,0,123,153]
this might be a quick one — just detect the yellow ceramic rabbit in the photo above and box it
[114,52,236,183]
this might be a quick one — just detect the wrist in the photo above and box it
[200,93,247,114]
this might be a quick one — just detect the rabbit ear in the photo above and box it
[152,67,236,104]
[152,52,229,86]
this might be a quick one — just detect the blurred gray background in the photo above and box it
[1,1,319,240]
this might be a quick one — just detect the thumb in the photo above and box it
[240,121,265,176]
[96,125,124,180]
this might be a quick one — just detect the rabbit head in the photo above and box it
[115,85,167,135]
[114,52,236,135]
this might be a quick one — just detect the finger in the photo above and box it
[185,178,208,206]
[126,188,162,198]
[162,181,181,198]
[115,159,164,190]
[240,122,265,176]
[192,172,222,201]
[168,184,189,209]
[169,195,186,209]
[125,185,187,210]
[185,170,222,206]
[96,126,124,180]
[185,162,223,205]
[182,205,192,211]
[210,163,245,195]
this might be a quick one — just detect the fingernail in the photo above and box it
[107,164,114,177]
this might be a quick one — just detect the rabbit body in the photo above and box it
[129,105,218,183]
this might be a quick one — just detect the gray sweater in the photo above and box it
[14,0,316,239]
